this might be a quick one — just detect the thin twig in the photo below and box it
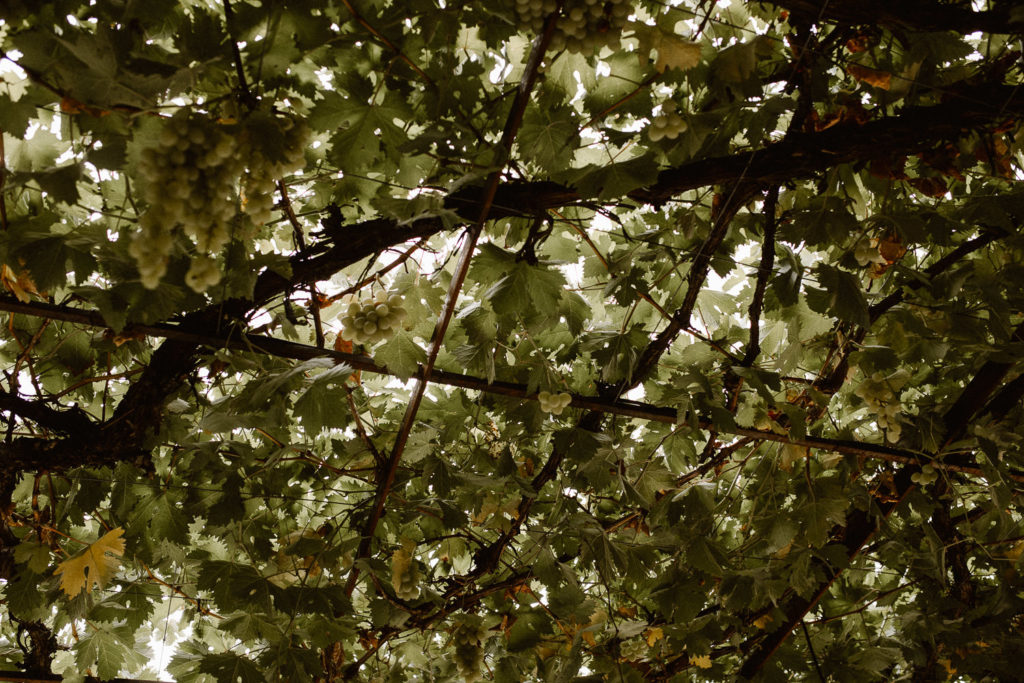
[801,621,826,683]
[581,73,659,130]
[141,562,223,619]
[343,8,564,598]
[0,129,7,231]
[741,186,778,367]
[277,181,324,347]
[1,295,1018,483]
[222,0,256,107]
[46,367,145,400]
[323,239,427,306]
[338,0,433,84]
[345,387,383,466]
[631,183,759,384]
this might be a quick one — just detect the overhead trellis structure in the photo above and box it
[0,0,1022,681]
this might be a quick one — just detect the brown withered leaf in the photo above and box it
[59,96,110,117]
[848,63,892,90]
[907,176,948,198]
[868,156,908,180]
[333,336,361,384]
[878,234,907,264]
[1,264,40,303]
[918,144,965,182]
[846,34,871,53]
[975,136,1015,179]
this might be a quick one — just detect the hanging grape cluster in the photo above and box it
[854,371,908,443]
[451,618,488,682]
[514,0,632,57]
[538,390,572,415]
[339,288,407,345]
[132,111,242,290]
[240,117,308,226]
[390,539,420,601]
[130,110,308,292]
[648,108,687,142]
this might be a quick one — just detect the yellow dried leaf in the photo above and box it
[939,657,956,676]
[689,653,712,669]
[753,614,774,629]
[645,627,664,646]
[53,528,125,597]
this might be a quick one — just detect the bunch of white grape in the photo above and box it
[131,110,308,292]
[451,619,489,682]
[538,390,572,414]
[391,539,420,601]
[514,0,632,56]
[648,109,687,141]
[132,111,243,289]
[854,371,908,443]
[240,117,309,226]
[338,289,407,345]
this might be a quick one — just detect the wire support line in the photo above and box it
[0,296,1018,483]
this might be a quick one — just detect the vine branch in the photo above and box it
[343,8,563,598]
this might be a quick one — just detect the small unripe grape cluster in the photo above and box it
[648,110,687,141]
[339,289,407,344]
[391,540,420,601]
[452,620,488,682]
[910,463,938,485]
[538,390,572,414]
[854,371,904,443]
[619,637,647,660]
[514,0,632,57]
[240,118,308,226]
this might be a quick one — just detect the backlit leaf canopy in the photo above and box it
[0,1,1022,681]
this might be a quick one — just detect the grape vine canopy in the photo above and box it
[0,0,1023,681]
